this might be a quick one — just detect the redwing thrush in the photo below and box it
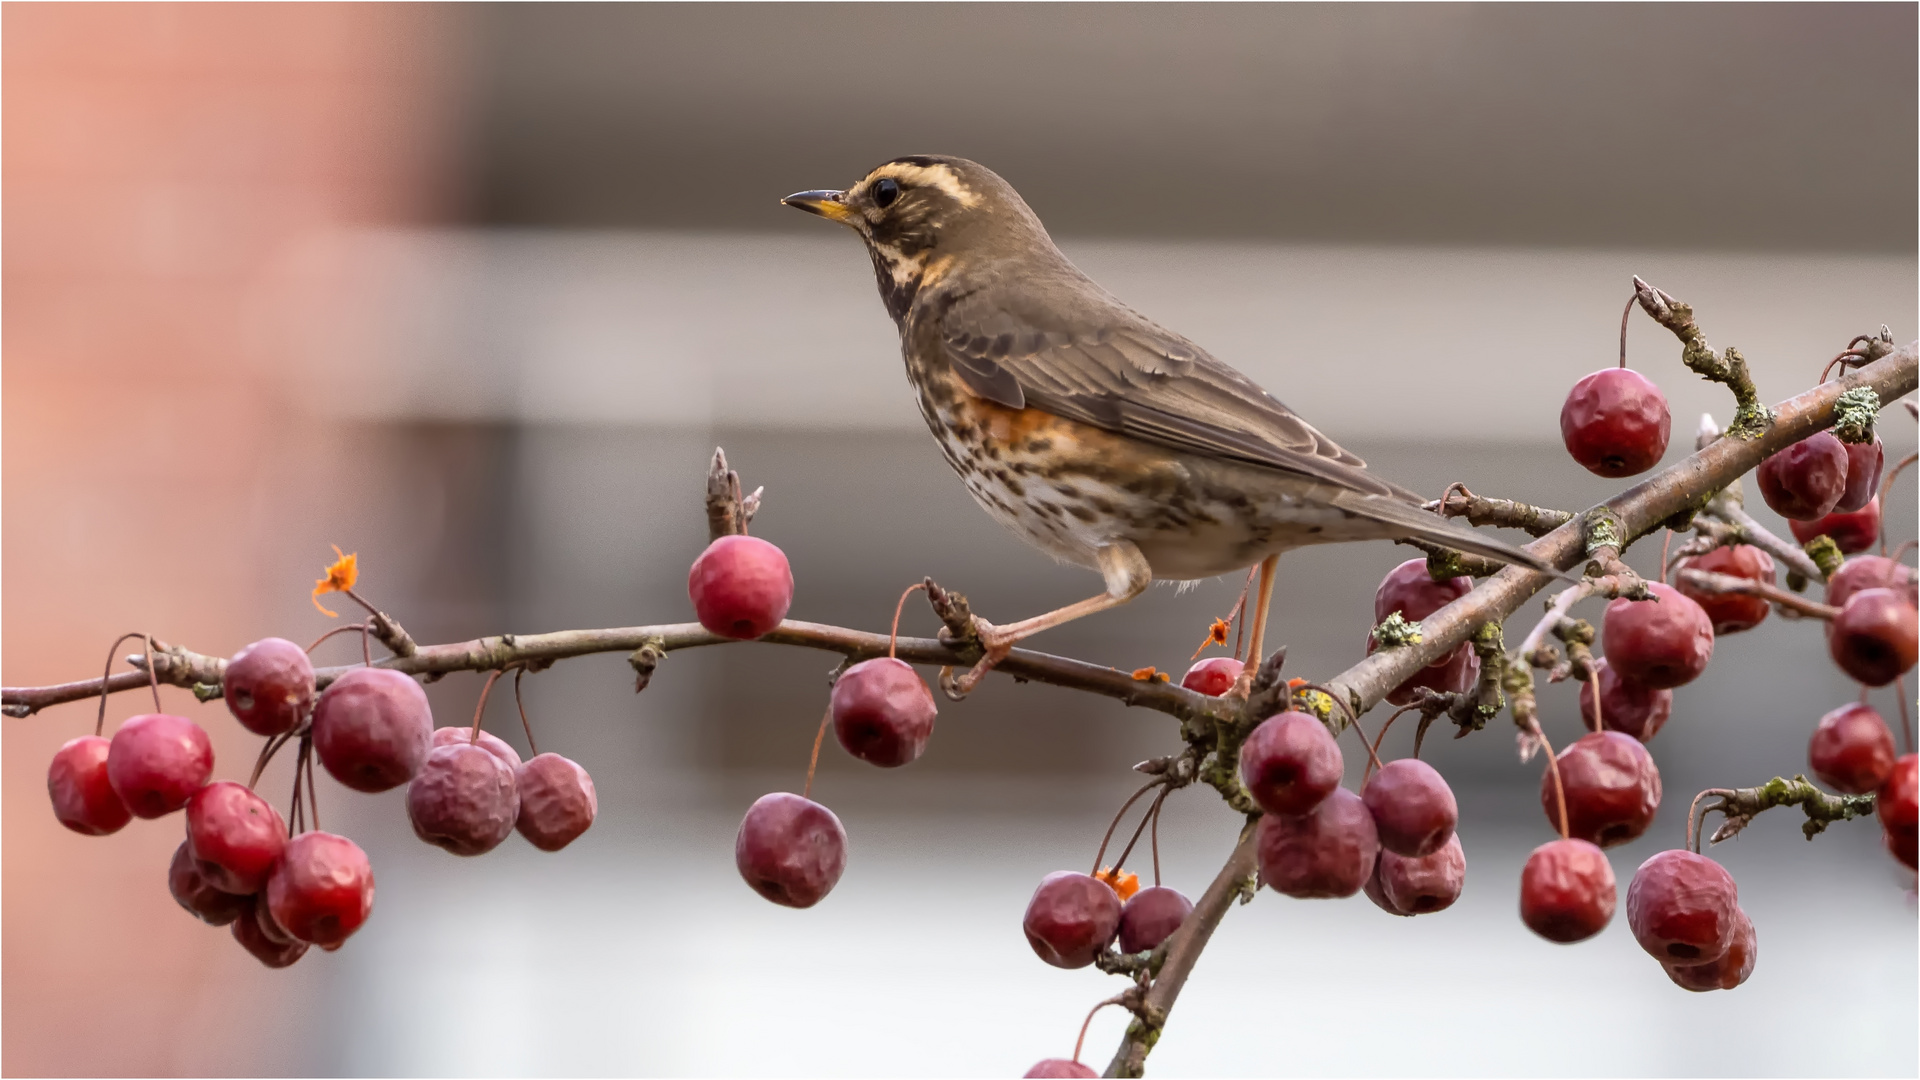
[785,155,1554,694]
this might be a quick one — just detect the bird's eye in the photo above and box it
[871,178,901,209]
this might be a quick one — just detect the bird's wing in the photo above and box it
[934,285,1411,500]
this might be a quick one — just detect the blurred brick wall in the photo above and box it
[2,5,463,1073]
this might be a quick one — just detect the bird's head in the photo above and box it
[783,156,1052,319]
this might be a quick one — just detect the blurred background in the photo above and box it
[4,3,1915,1075]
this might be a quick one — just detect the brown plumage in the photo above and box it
[785,155,1549,691]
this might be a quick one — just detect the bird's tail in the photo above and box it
[1331,492,1562,577]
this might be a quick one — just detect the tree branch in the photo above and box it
[1690,775,1877,847]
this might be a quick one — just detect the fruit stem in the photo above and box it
[247,728,297,790]
[1618,291,1635,369]
[513,669,540,757]
[803,702,832,800]
[888,583,928,660]
[1150,793,1165,887]
[302,736,320,833]
[1673,568,1840,621]
[95,632,162,736]
[1370,704,1421,767]
[469,669,508,745]
[1091,780,1162,877]
[1532,719,1569,840]
[1111,786,1172,878]
[306,621,373,667]
[1073,996,1129,1067]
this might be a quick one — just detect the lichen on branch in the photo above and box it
[1690,775,1877,848]
[1632,275,1774,439]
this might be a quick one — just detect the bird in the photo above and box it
[783,155,1554,696]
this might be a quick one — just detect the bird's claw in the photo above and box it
[938,617,1014,701]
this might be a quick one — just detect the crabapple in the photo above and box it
[1373,559,1476,704]
[1663,906,1757,992]
[1024,1060,1097,1078]
[1577,658,1671,742]
[1239,711,1342,817]
[223,637,314,737]
[515,753,597,851]
[1022,871,1121,968]
[1877,754,1916,867]
[1826,555,1916,611]
[1827,587,1917,687]
[431,725,522,769]
[407,743,520,856]
[47,735,131,836]
[168,841,250,926]
[106,713,213,818]
[1602,582,1714,690]
[1378,833,1465,915]
[1626,849,1739,964]
[1790,497,1880,555]
[735,792,846,909]
[1756,431,1848,520]
[1540,731,1661,848]
[1674,545,1774,635]
[1117,885,1193,953]
[1834,435,1884,513]
[1361,758,1457,858]
[231,902,307,968]
[1257,787,1380,899]
[688,534,793,640]
[186,781,287,894]
[266,831,375,947]
[1560,367,1670,477]
[1518,837,1615,943]
[312,667,432,793]
[1181,656,1242,697]
[830,657,937,767]
[1807,703,1895,795]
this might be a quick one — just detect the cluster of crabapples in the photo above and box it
[45,635,597,969]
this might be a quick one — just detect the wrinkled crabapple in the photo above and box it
[1674,545,1774,635]
[1117,885,1193,953]
[168,841,250,926]
[1827,555,1917,611]
[1790,497,1881,556]
[1379,833,1465,915]
[1602,582,1714,690]
[1560,367,1671,477]
[1877,754,1917,866]
[47,735,131,836]
[1826,587,1917,687]
[1180,656,1243,697]
[1257,787,1380,899]
[266,831,375,947]
[1626,849,1739,964]
[312,667,432,793]
[1363,856,1409,917]
[231,902,307,969]
[515,753,597,851]
[1368,630,1481,706]
[1663,906,1757,992]
[1834,434,1884,513]
[1239,711,1342,817]
[735,792,846,909]
[1578,658,1672,743]
[1756,431,1848,521]
[407,743,520,856]
[1540,731,1661,848]
[1373,559,1476,704]
[1518,837,1616,943]
[1024,1060,1097,1078]
[830,657,937,768]
[223,637,314,737]
[431,725,522,769]
[688,534,793,640]
[1361,758,1457,858]
[1023,871,1122,968]
[106,713,213,818]
[1807,703,1895,795]
[186,781,287,894]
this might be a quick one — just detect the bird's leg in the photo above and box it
[942,541,1151,699]
[1230,554,1281,698]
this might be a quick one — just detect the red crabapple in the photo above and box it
[1834,435,1884,513]
[1519,837,1616,943]
[1257,787,1380,899]
[1827,555,1917,611]
[312,667,432,793]
[735,792,846,909]
[1379,833,1465,915]
[1363,856,1409,917]
[407,743,520,856]
[231,902,307,968]
[1372,559,1476,705]
[1626,849,1739,964]
[266,831,375,947]
[1239,711,1342,817]
[1674,545,1774,635]
[1827,587,1917,687]
[223,637,314,737]
[47,735,131,836]
[1756,431,1848,520]
[1117,885,1193,953]
[1560,367,1671,477]
[688,535,793,640]
[1022,871,1122,968]
[1578,658,1672,743]
[186,781,287,894]
[168,841,250,926]
[1877,755,1917,842]
[1790,497,1881,555]
[106,713,213,818]
[1886,823,1917,871]
[830,657,937,767]
[1602,582,1714,690]
[1369,631,1481,706]
[1663,906,1757,992]
[1024,1060,1097,1078]
[1807,703,1895,795]
[1361,758,1457,858]
[431,725,522,769]
[1540,731,1661,848]
[514,753,597,851]
[1180,656,1243,697]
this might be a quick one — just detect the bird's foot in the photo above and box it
[938,616,1015,701]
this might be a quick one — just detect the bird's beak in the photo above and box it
[782,189,857,224]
